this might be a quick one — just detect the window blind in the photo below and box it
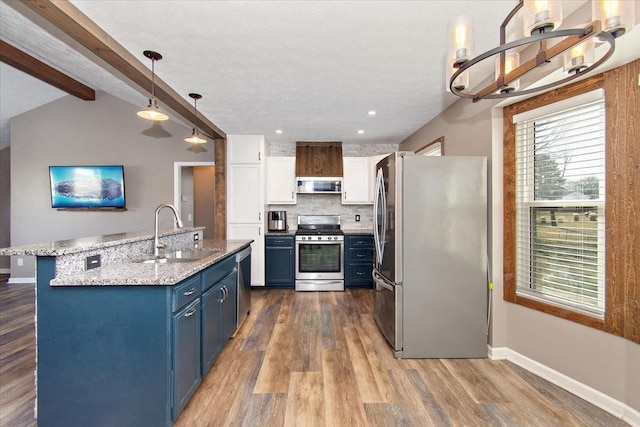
[515,95,606,316]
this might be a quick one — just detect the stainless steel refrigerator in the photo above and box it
[373,153,488,358]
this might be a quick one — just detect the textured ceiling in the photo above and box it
[1,0,638,149]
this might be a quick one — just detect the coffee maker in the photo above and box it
[267,211,287,231]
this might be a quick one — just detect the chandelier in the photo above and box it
[447,0,635,102]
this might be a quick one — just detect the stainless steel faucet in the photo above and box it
[153,204,184,258]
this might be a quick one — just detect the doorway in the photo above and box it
[174,162,215,239]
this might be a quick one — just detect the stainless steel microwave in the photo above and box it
[296,177,342,194]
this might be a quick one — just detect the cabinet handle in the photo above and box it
[258,152,261,161]
[184,288,196,296]
[259,227,261,236]
[357,271,365,276]
[184,307,197,318]
[344,191,347,200]
[357,253,365,258]
[259,212,261,221]
[275,239,284,243]
[291,191,294,200]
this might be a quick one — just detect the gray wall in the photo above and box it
[9,91,214,278]
[180,167,195,228]
[193,166,215,239]
[0,146,9,271]
[399,96,640,413]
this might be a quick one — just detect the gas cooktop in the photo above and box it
[295,215,343,236]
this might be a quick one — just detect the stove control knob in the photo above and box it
[301,236,306,241]
[317,236,322,240]
[333,236,338,240]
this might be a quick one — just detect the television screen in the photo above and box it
[49,165,126,209]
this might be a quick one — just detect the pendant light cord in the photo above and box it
[151,59,156,98]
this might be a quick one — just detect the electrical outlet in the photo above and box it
[193,233,199,241]
[17,257,23,266]
[355,214,361,222]
[85,254,101,270]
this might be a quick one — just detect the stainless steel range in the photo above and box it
[295,215,344,291]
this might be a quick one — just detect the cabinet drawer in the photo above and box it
[172,275,202,313]
[349,264,373,282]
[266,236,294,247]
[202,256,236,292]
[349,247,373,263]
[347,235,373,247]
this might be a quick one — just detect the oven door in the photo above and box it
[295,240,344,280]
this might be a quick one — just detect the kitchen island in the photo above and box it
[0,228,252,427]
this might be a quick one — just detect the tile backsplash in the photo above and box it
[267,141,398,230]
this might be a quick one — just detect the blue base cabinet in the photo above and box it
[35,253,238,427]
[345,234,374,288]
[265,235,295,288]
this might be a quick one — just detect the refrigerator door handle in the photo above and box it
[373,269,394,291]
[373,167,386,265]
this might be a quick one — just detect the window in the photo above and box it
[504,60,639,343]
[514,91,605,316]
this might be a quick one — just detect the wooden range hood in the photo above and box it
[295,141,343,177]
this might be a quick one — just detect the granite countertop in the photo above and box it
[50,239,251,287]
[265,230,296,236]
[342,229,373,235]
[0,227,205,256]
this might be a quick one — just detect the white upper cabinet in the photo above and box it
[267,157,297,204]
[227,135,265,164]
[342,157,371,204]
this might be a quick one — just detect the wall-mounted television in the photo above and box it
[49,165,126,209]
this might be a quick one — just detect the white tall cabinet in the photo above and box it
[227,135,267,286]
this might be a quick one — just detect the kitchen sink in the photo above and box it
[137,247,222,264]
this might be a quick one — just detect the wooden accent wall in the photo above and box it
[214,138,226,241]
[295,142,343,176]
[503,59,639,344]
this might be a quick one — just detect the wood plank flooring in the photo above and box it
[0,284,629,426]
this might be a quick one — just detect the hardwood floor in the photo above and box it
[0,281,36,427]
[0,285,629,426]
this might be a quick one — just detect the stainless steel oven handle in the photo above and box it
[372,270,394,292]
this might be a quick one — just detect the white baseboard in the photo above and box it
[488,346,640,427]
[0,268,10,274]
[7,277,36,284]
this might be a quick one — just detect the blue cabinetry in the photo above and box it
[35,252,238,427]
[345,234,374,288]
[265,235,295,288]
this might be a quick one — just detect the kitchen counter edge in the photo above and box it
[49,239,252,287]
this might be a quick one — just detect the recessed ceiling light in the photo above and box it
[357,130,365,134]
[275,129,283,134]
[368,110,376,116]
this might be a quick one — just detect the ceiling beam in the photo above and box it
[0,39,95,101]
[14,0,225,139]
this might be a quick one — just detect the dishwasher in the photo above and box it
[236,246,252,329]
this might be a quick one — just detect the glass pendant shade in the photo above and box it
[138,51,169,122]
[448,16,473,67]
[495,52,520,93]
[524,0,563,35]
[593,0,636,38]
[563,38,595,74]
[446,63,469,92]
[185,129,207,144]
[185,93,207,144]
[137,98,169,121]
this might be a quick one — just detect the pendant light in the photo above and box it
[137,50,169,121]
[184,93,207,144]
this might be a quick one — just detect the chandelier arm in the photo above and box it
[480,31,614,100]
[450,26,611,100]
